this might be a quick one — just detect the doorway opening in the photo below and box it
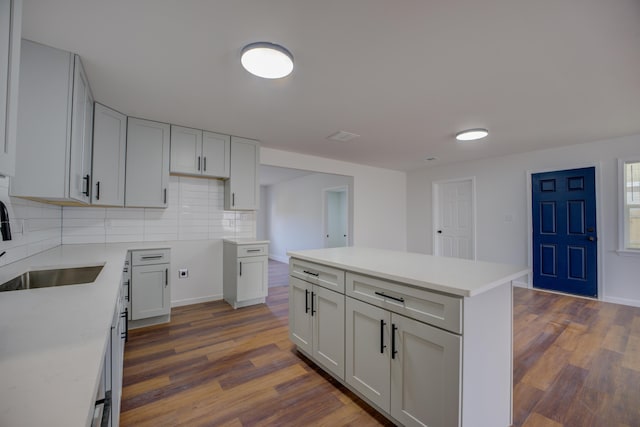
[323,186,349,248]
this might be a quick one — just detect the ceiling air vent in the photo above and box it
[327,131,360,142]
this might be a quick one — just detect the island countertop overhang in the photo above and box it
[287,247,529,298]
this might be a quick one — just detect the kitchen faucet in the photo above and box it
[0,200,12,241]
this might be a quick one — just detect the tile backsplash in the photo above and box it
[0,177,62,266]
[0,175,256,266]
[62,176,255,244]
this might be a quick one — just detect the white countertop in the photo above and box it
[223,238,270,245]
[287,247,529,297]
[0,243,172,427]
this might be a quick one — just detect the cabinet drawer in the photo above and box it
[346,272,462,334]
[131,249,170,266]
[237,244,268,257]
[290,258,345,294]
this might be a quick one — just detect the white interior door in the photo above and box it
[434,178,475,260]
[324,187,348,248]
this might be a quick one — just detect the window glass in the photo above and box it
[625,161,640,249]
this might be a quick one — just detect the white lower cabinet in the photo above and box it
[289,276,345,379]
[129,249,171,322]
[131,264,170,319]
[223,240,268,309]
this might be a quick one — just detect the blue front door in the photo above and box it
[532,167,598,297]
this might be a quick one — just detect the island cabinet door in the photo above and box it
[289,277,313,354]
[312,286,345,379]
[390,313,462,427]
[346,297,391,412]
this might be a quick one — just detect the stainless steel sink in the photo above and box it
[0,265,104,292]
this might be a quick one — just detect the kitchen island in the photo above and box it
[287,247,529,427]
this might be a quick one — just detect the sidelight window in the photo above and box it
[620,159,640,251]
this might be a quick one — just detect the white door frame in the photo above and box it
[432,177,477,260]
[322,185,349,248]
[526,162,604,299]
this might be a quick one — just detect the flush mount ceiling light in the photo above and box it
[241,42,294,79]
[455,128,489,141]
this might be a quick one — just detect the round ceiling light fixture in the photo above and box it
[455,128,489,141]
[241,42,294,79]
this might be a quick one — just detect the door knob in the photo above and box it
[588,236,596,242]
[437,230,442,234]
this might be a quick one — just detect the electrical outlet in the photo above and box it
[178,269,188,278]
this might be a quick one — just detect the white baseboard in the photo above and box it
[603,296,640,308]
[269,254,289,263]
[171,293,223,308]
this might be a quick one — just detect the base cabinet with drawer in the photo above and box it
[288,253,515,427]
[223,240,268,308]
[128,249,171,328]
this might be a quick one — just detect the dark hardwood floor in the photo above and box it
[120,260,640,427]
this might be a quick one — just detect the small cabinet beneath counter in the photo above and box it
[223,239,268,308]
[128,248,171,328]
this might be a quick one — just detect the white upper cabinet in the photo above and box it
[69,55,94,203]
[125,118,170,208]
[92,103,126,206]
[202,131,230,178]
[170,125,230,178]
[11,40,94,204]
[0,0,21,177]
[224,136,259,210]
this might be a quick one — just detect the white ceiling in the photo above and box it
[21,0,640,171]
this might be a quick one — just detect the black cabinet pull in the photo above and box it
[125,279,130,301]
[311,291,316,315]
[247,249,261,253]
[96,181,100,200]
[121,309,129,342]
[124,308,129,342]
[165,268,168,286]
[163,188,167,204]
[374,291,405,303]
[141,255,163,260]
[197,156,201,171]
[303,270,320,277]
[305,289,309,313]
[83,174,90,197]
[392,324,398,359]
[239,261,242,276]
[380,319,387,354]
[203,157,207,171]
[232,193,235,206]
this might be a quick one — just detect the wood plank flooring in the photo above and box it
[121,260,640,426]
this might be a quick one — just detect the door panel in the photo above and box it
[435,179,474,260]
[237,258,266,301]
[313,286,345,379]
[532,167,597,297]
[345,297,391,412]
[288,277,312,354]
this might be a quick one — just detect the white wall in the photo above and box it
[261,147,407,251]
[265,173,353,262]
[256,185,269,241]
[0,177,62,266]
[407,133,640,307]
